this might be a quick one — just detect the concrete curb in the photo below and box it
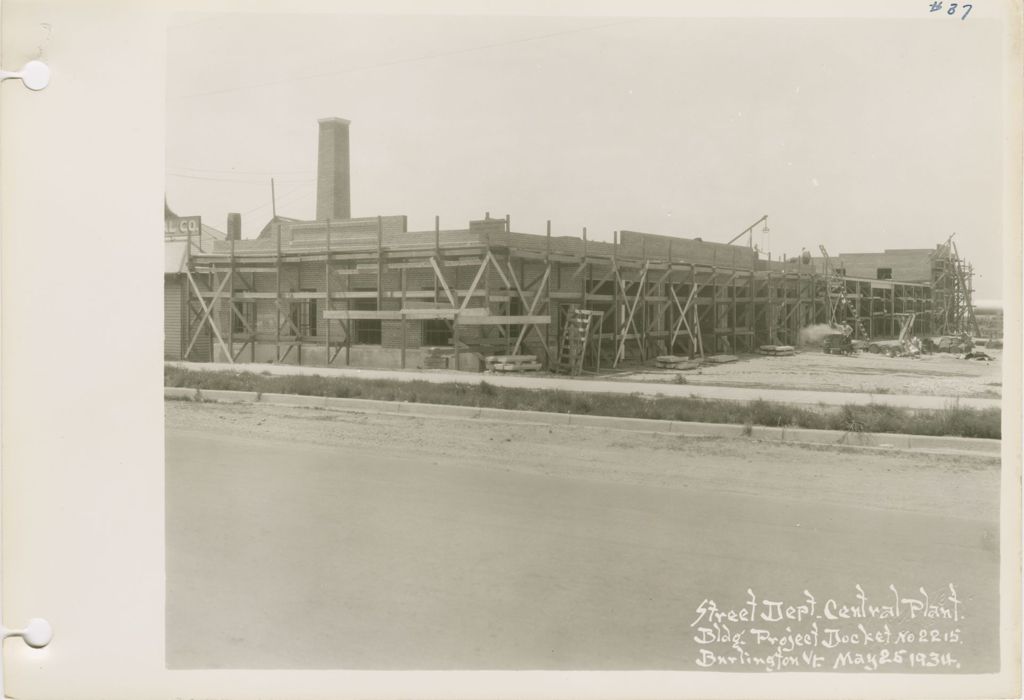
[260,392,327,408]
[199,389,259,403]
[670,421,746,438]
[566,413,677,433]
[401,403,483,419]
[478,406,571,425]
[168,387,1000,456]
[324,397,400,413]
[165,387,199,401]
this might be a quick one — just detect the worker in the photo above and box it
[842,324,853,337]
[908,336,922,359]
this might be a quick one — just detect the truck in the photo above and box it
[822,330,855,355]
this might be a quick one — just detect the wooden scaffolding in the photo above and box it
[175,215,960,371]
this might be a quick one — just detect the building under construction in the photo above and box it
[165,117,980,373]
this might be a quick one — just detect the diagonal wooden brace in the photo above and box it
[185,270,233,362]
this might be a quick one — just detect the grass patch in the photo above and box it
[164,366,1000,440]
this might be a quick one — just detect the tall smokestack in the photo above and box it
[316,117,351,221]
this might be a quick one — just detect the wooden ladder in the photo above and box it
[840,295,869,339]
[557,308,600,376]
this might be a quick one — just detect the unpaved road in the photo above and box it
[166,401,1000,670]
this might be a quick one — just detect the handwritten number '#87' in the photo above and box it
[948,3,973,18]
[929,2,973,19]
[946,3,970,19]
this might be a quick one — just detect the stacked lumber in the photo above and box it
[485,355,542,373]
[655,355,701,370]
[421,347,453,370]
[705,354,739,364]
[758,345,796,356]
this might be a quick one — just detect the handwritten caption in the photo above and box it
[691,584,963,671]
[929,2,973,19]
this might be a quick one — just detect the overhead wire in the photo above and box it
[167,172,315,185]
[239,181,314,216]
[168,165,314,176]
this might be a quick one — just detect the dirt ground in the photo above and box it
[166,401,999,670]
[613,349,1002,398]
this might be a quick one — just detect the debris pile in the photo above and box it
[655,355,702,370]
[485,355,542,373]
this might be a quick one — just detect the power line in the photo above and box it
[167,172,315,185]
[172,18,647,100]
[240,182,313,216]
[275,189,317,215]
[168,165,314,176]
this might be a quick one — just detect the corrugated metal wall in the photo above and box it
[164,276,183,360]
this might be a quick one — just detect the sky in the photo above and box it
[166,12,1007,298]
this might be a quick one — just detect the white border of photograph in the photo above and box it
[1,1,1020,698]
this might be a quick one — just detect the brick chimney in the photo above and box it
[316,118,351,221]
[226,212,241,240]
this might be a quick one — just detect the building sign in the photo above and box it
[165,215,202,239]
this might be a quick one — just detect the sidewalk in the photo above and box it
[166,361,1002,411]
[166,387,1002,457]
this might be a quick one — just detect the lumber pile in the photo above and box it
[421,347,453,370]
[485,355,542,373]
[705,354,739,364]
[655,355,701,370]
[758,345,796,356]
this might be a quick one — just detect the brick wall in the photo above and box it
[620,231,756,268]
[835,250,934,282]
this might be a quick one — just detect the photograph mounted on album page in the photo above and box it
[1,1,1021,698]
